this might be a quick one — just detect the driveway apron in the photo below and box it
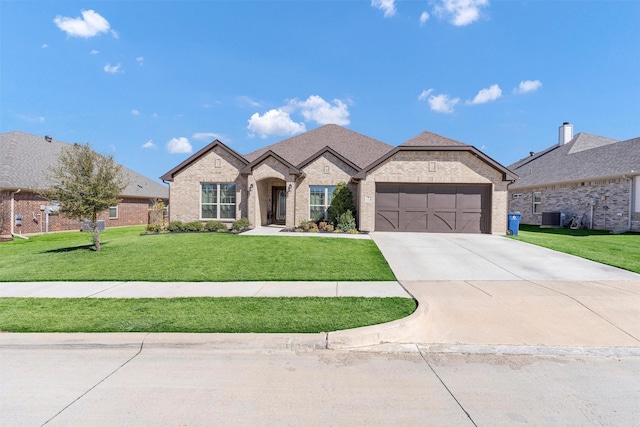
[370,232,640,282]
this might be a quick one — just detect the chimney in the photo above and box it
[558,122,573,146]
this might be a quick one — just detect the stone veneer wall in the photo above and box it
[358,151,509,234]
[295,153,358,227]
[168,146,247,224]
[508,177,638,231]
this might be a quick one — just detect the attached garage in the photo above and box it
[354,131,518,234]
[375,183,491,233]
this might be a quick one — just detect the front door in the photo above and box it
[272,186,286,225]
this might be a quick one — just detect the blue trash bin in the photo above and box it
[507,212,521,235]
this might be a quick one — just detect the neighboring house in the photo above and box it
[0,131,169,240]
[161,124,516,234]
[508,123,640,231]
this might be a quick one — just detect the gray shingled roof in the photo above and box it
[0,131,168,198]
[400,130,468,147]
[244,124,393,169]
[509,132,640,189]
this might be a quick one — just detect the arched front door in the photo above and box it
[272,186,286,225]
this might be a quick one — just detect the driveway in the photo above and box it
[371,232,640,281]
[338,232,640,347]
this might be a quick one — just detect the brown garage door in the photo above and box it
[375,183,491,233]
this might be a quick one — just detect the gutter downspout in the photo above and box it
[10,189,28,240]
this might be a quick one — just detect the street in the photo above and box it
[1,334,639,426]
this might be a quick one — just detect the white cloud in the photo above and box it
[142,140,156,149]
[420,11,430,25]
[42,44,49,49]
[372,0,396,17]
[136,56,144,65]
[433,0,488,26]
[247,109,306,138]
[90,49,99,54]
[104,63,122,74]
[514,80,542,94]
[53,9,115,38]
[16,114,45,123]
[151,113,158,118]
[419,89,459,113]
[166,137,192,154]
[131,109,140,116]
[418,89,434,101]
[237,96,262,108]
[468,84,502,104]
[292,95,350,126]
[192,132,226,142]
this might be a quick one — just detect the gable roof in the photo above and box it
[244,124,393,170]
[296,146,361,172]
[239,150,301,176]
[1,131,168,199]
[400,130,468,147]
[160,139,249,182]
[508,132,639,189]
[355,132,517,181]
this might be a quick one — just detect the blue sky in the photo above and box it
[2,1,639,183]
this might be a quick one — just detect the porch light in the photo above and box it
[249,183,253,192]
[287,183,292,192]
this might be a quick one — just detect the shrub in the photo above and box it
[205,221,227,232]
[183,221,204,232]
[232,217,251,232]
[328,182,356,227]
[346,229,359,234]
[323,223,334,232]
[299,220,310,231]
[308,221,318,231]
[168,221,184,232]
[145,223,165,233]
[336,209,356,232]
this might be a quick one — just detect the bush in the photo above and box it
[183,221,205,232]
[145,223,165,233]
[299,220,310,231]
[205,221,227,232]
[167,221,184,232]
[336,210,356,232]
[328,182,356,228]
[232,217,251,232]
[323,223,334,232]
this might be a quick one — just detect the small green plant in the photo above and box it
[205,221,227,232]
[328,182,356,228]
[167,221,184,232]
[183,221,205,232]
[336,210,356,232]
[232,217,251,232]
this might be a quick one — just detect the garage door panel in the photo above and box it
[376,183,491,233]
[375,210,399,231]
[404,211,428,231]
[459,212,482,233]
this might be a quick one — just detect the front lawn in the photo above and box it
[0,297,416,333]
[510,225,640,274]
[0,227,395,281]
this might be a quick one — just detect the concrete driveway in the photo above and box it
[328,232,640,348]
[371,232,640,281]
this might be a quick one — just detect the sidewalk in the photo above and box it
[0,281,411,298]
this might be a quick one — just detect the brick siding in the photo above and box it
[508,177,638,231]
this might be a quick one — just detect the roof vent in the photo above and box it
[558,122,573,146]
[44,135,52,143]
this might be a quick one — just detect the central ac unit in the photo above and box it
[541,211,573,228]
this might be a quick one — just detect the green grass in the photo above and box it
[0,297,416,333]
[510,225,640,274]
[0,227,395,282]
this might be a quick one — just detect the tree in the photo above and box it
[328,182,356,228]
[46,143,129,251]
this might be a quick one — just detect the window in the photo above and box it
[310,185,335,222]
[109,206,118,219]
[201,183,236,219]
[532,191,542,214]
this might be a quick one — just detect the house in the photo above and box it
[0,131,169,240]
[508,123,640,231]
[161,124,516,234]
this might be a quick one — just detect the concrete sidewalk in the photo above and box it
[0,281,411,298]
